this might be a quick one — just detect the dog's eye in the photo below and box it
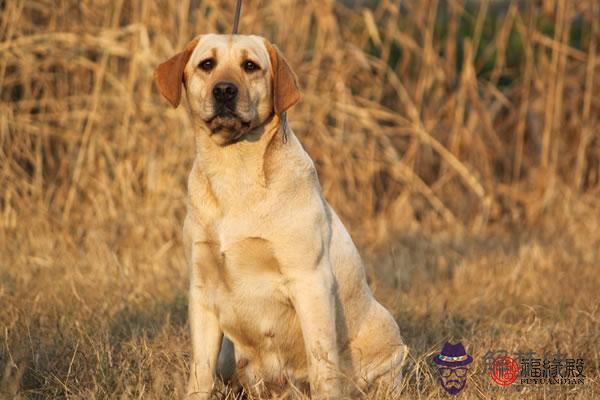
[198,58,215,71]
[242,60,260,72]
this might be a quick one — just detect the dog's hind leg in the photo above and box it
[367,344,408,394]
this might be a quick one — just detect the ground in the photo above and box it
[1,192,598,399]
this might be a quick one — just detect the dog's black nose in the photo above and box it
[212,81,238,103]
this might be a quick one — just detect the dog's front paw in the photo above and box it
[311,383,345,400]
[187,367,216,400]
[185,390,212,400]
[186,383,213,400]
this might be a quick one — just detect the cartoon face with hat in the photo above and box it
[433,342,473,395]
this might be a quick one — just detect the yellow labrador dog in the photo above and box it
[154,34,407,399]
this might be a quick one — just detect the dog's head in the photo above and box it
[154,34,300,145]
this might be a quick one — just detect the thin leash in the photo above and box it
[231,0,288,143]
[232,0,242,34]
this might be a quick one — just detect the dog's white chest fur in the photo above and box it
[201,233,309,385]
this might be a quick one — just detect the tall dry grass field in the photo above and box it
[1,0,599,398]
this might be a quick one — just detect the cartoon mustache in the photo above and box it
[445,380,463,387]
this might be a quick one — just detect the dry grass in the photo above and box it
[1,0,599,398]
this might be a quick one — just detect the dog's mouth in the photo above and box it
[205,108,251,134]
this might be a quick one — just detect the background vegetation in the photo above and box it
[1,0,599,398]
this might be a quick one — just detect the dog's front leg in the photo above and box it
[187,285,222,399]
[186,234,223,399]
[284,251,342,399]
[187,281,222,399]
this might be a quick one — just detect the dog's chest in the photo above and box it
[199,234,296,333]
[198,234,308,378]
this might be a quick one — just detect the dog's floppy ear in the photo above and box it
[264,39,300,115]
[154,39,199,108]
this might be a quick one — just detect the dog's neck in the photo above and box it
[192,113,287,189]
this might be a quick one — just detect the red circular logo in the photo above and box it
[488,356,520,386]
